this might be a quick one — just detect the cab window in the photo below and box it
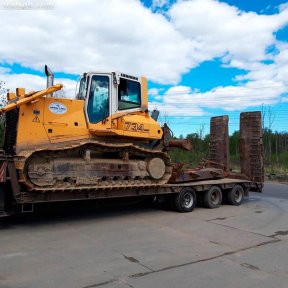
[78,76,89,99]
[118,78,141,110]
[87,75,109,123]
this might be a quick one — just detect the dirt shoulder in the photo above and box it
[265,174,288,184]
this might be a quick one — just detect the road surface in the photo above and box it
[0,182,287,288]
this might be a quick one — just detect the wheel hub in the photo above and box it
[183,192,193,209]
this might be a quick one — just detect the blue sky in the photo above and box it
[0,0,287,136]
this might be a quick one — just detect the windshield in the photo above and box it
[118,78,141,110]
[78,76,89,99]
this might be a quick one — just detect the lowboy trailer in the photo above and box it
[0,111,263,216]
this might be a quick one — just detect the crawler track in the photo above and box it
[15,141,172,192]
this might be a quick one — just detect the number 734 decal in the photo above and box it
[124,122,149,133]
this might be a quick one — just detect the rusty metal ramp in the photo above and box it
[209,115,230,172]
[240,111,264,186]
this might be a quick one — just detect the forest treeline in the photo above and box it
[170,128,288,175]
[0,122,287,175]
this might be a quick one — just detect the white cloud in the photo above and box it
[151,0,174,13]
[156,77,286,115]
[149,100,205,116]
[0,67,11,74]
[0,0,193,84]
[148,88,161,96]
[170,0,288,63]
[152,0,169,9]
[0,70,77,98]
[0,0,288,115]
[152,0,288,115]
[148,87,165,100]
[154,44,288,114]
[279,2,288,12]
[149,85,205,116]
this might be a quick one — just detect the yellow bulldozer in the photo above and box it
[1,66,191,192]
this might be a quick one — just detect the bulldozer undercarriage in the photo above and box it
[15,142,172,192]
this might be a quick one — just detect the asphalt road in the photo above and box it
[258,182,288,199]
[0,182,287,288]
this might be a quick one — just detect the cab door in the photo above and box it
[86,73,113,135]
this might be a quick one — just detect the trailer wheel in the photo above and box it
[226,185,244,206]
[203,186,222,208]
[174,187,196,213]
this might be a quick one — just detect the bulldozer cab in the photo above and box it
[78,72,143,125]
[75,72,162,139]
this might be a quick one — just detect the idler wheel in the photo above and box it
[147,158,166,179]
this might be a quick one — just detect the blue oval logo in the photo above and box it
[49,102,67,115]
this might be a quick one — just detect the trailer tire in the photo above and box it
[174,187,196,213]
[203,186,222,208]
[226,185,244,206]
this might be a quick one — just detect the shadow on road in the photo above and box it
[0,191,269,229]
[0,198,171,229]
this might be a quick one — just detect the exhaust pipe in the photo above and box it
[45,65,54,97]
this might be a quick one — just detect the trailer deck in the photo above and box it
[0,112,264,216]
